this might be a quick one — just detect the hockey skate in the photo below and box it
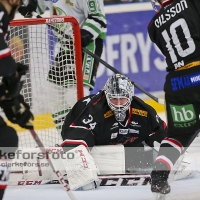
[151,179,170,200]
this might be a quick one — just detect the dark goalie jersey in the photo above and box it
[61,91,167,148]
[0,3,17,76]
[148,0,200,72]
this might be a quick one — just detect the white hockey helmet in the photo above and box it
[104,74,134,122]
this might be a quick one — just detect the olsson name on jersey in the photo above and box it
[154,0,188,28]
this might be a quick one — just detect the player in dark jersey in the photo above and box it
[0,0,33,199]
[61,74,168,173]
[148,0,200,195]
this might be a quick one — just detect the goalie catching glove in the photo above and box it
[0,94,34,129]
[0,63,29,100]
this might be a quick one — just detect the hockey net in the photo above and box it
[5,16,84,148]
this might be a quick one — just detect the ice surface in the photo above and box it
[4,172,200,200]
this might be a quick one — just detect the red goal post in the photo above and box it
[6,16,84,147]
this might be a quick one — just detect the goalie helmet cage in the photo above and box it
[7,16,84,148]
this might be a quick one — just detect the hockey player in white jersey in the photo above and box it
[18,0,107,133]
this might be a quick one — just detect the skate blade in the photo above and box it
[153,192,167,200]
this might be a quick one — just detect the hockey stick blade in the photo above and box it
[31,12,164,105]
[29,130,77,200]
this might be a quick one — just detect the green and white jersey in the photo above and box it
[37,0,107,40]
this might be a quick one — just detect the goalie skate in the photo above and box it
[151,179,170,200]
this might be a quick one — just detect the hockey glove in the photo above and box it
[18,0,38,18]
[0,94,34,129]
[81,29,93,47]
[0,63,28,100]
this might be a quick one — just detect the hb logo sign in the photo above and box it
[170,104,196,128]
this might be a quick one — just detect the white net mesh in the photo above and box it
[4,17,83,148]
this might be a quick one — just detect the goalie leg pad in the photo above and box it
[173,153,198,180]
[90,145,125,175]
[9,147,67,185]
[64,145,99,191]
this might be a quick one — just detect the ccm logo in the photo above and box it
[18,181,42,185]
[77,150,88,169]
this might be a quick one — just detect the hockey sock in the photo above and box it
[151,162,170,181]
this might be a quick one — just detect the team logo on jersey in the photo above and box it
[129,129,139,134]
[174,60,185,70]
[110,123,118,130]
[131,121,138,125]
[170,104,196,128]
[65,0,74,6]
[112,122,118,127]
[171,72,200,91]
[111,132,118,139]
[132,108,148,117]
[83,98,91,105]
[122,136,138,145]
[119,129,129,135]
[130,121,141,127]
[104,110,114,118]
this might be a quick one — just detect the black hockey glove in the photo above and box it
[0,63,29,99]
[0,94,34,129]
[81,29,93,47]
[18,0,38,18]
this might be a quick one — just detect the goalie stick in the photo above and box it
[51,174,151,187]
[10,173,151,187]
[29,130,77,200]
[31,12,164,105]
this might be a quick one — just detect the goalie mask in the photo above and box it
[104,74,134,122]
